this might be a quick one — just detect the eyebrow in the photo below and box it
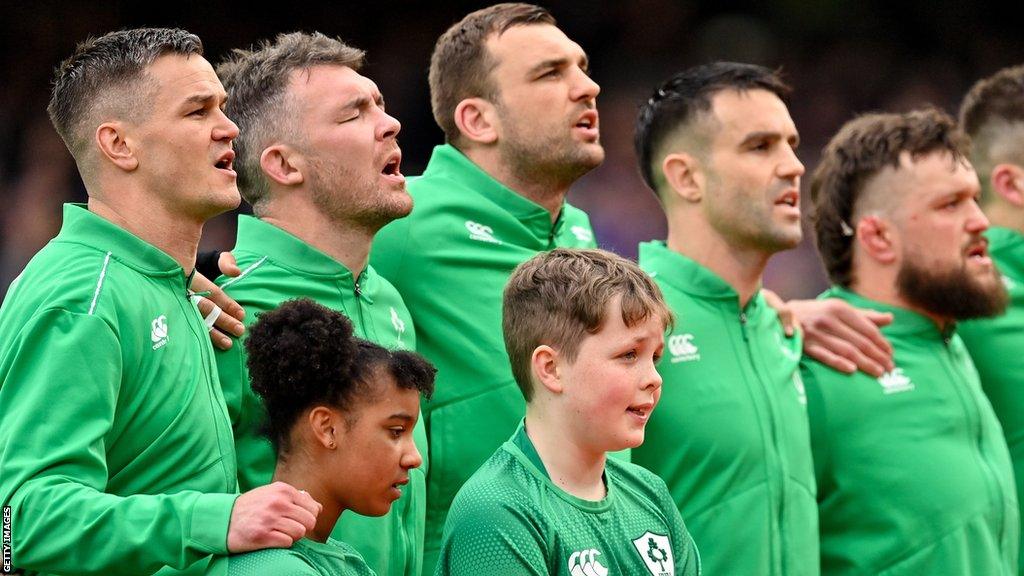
[388,413,415,423]
[183,92,226,107]
[739,130,800,147]
[527,54,589,76]
[340,93,385,112]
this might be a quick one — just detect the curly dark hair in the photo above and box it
[245,298,436,454]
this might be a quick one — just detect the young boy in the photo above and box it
[435,248,702,576]
[212,298,435,574]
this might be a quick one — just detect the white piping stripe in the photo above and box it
[219,256,268,289]
[88,252,112,315]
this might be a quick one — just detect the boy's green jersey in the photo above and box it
[960,226,1024,575]
[802,286,1019,575]
[370,144,599,572]
[0,204,238,575]
[215,215,424,576]
[435,421,701,576]
[211,537,376,576]
[632,241,818,576]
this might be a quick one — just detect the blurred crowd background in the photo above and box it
[2,0,1022,300]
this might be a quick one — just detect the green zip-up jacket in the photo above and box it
[215,215,423,576]
[370,144,598,573]
[0,204,238,575]
[633,241,818,576]
[802,286,1019,575]
[960,227,1024,575]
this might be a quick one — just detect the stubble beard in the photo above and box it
[308,158,412,232]
[897,252,1009,320]
[498,110,604,191]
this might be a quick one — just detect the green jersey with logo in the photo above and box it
[370,144,599,573]
[435,421,701,576]
[210,537,375,575]
[960,226,1024,575]
[0,204,238,575]
[632,241,818,576]
[215,215,423,576]
[802,286,1019,575]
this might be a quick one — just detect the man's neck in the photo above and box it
[462,147,569,224]
[850,273,953,330]
[260,201,375,277]
[666,219,769,307]
[273,459,340,544]
[524,412,606,501]
[87,196,202,273]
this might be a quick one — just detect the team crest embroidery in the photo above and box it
[567,548,608,576]
[632,531,674,576]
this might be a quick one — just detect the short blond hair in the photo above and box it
[502,248,673,401]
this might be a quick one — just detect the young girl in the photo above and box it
[215,298,435,575]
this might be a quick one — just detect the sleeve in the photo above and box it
[369,215,413,293]
[800,363,834,498]
[0,309,237,575]
[433,493,549,576]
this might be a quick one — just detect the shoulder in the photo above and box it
[448,446,545,527]
[216,548,320,576]
[608,459,673,505]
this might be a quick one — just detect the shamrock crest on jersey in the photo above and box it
[632,531,675,576]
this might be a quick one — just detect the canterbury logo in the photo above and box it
[151,315,169,350]
[570,225,593,243]
[878,368,914,394]
[390,307,406,345]
[668,333,700,363]
[466,221,501,244]
[568,548,608,576]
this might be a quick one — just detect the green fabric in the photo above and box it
[370,144,602,573]
[215,216,424,576]
[435,421,701,576]
[802,286,1019,575]
[960,226,1024,575]
[0,204,238,575]
[210,537,376,576]
[632,241,818,576]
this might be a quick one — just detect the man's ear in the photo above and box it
[95,122,138,171]
[307,406,343,450]
[661,152,703,203]
[453,98,499,145]
[855,215,898,265]
[260,145,305,186]
[530,345,563,395]
[991,163,1024,207]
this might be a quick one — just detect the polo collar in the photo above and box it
[56,203,182,278]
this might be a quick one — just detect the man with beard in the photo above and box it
[213,32,423,575]
[958,65,1024,575]
[631,63,818,576]
[370,5,602,571]
[803,108,1018,575]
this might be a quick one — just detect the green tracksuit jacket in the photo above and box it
[215,215,423,576]
[436,421,701,576]
[802,286,1019,575]
[0,204,238,575]
[633,241,818,576]
[370,144,598,573]
[960,226,1024,575]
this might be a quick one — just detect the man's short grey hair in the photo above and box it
[217,32,365,212]
[47,28,203,169]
